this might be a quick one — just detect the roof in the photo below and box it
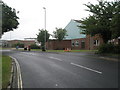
[64,19,86,40]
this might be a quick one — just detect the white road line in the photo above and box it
[55,84,58,87]
[49,57,63,61]
[70,62,102,74]
[20,52,42,56]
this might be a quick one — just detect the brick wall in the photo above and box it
[86,34,104,50]
[46,35,103,50]
[46,40,71,50]
[71,38,86,50]
[69,34,103,50]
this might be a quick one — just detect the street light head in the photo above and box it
[43,7,46,9]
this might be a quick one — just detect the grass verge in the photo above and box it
[46,50,98,52]
[2,55,12,88]
[13,48,97,53]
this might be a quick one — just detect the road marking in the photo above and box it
[55,84,58,87]
[10,56,23,89]
[20,52,43,56]
[70,62,102,74]
[49,57,63,61]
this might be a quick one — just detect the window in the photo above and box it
[81,40,85,48]
[94,40,99,46]
[71,41,74,47]
[75,41,79,46]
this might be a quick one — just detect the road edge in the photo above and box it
[8,56,23,89]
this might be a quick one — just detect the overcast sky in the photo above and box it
[1,0,114,40]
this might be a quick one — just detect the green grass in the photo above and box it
[2,55,12,88]
[31,49,97,52]
[31,49,42,51]
[46,50,64,52]
[14,48,97,53]
[0,47,12,50]
[46,49,98,53]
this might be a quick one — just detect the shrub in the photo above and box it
[30,44,40,49]
[113,45,120,54]
[13,43,24,48]
[98,43,120,54]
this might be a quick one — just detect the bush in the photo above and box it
[113,45,120,53]
[98,43,120,54]
[13,43,24,48]
[30,44,40,49]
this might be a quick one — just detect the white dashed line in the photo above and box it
[49,57,63,61]
[70,62,102,74]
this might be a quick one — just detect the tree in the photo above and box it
[110,1,120,39]
[79,0,120,43]
[0,1,19,38]
[37,29,50,51]
[53,28,67,41]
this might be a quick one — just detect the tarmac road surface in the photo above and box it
[3,50,118,88]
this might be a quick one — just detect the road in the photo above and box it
[3,50,118,88]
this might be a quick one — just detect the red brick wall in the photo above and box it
[46,40,71,50]
[71,38,86,50]
[71,34,104,50]
[46,35,104,50]
[86,34,104,50]
[45,34,104,50]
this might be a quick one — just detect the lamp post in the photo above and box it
[43,7,46,51]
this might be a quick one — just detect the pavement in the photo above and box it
[2,50,119,88]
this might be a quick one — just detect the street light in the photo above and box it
[43,7,46,51]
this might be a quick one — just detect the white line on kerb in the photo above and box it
[49,57,63,61]
[10,56,23,89]
[70,62,102,74]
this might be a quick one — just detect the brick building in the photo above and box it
[46,19,104,50]
[7,40,35,47]
[46,34,103,50]
[71,34,103,50]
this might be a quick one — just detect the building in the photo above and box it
[46,19,104,50]
[0,40,9,47]
[64,19,86,40]
[7,40,36,47]
[71,34,103,50]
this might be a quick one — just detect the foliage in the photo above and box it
[53,28,67,41]
[30,44,40,49]
[98,43,120,54]
[37,29,50,51]
[13,43,24,48]
[79,0,120,43]
[110,1,120,39]
[0,1,19,37]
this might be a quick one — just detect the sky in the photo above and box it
[1,0,114,40]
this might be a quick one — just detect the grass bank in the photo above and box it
[2,55,12,88]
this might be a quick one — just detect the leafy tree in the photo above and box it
[0,1,19,38]
[79,0,120,43]
[53,28,67,41]
[37,29,50,51]
[110,1,120,39]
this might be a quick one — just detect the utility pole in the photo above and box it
[43,7,46,51]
